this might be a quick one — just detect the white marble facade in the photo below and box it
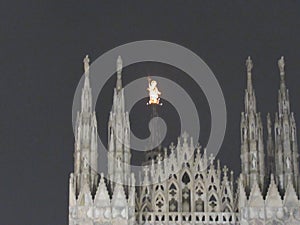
[69,55,300,225]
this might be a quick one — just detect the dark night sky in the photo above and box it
[1,1,300,225]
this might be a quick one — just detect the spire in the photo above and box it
[241,56,264,193]
[116,55,123,91]
[73,54,99,197]
[83,55,91,91]
[108,56,131,188]
[81,55,92,113]
[246,56,253,94]
[144,78,163,162]
[274,56,299,193]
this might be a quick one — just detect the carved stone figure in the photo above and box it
[251,153,257,169]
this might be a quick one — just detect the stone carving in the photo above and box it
[69,56,300,225]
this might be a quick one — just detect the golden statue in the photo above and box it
[147,77,162,105]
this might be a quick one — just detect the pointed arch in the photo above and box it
[208,193,219,212]
[194,179,205,212]
[153,192,166,212]
[182,171,191,185]
[181,169,192,212]
[168,181,179,212]
[181,168,193,185]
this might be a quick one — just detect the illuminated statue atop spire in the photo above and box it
[147,77,162,105]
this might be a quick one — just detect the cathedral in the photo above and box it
[68,55,300,225]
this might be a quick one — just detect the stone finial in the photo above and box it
[169,142,175,152]
[157,153,162,164]
[223,165,229,177]
[230,171,234,182]
[209,154,215,165]
[164,147,168,157]
[278,56,285,75]
[246,56,253,73]
[217,159,221,172]
[83,55,90,75]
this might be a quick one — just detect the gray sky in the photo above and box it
[1,1,300,224]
